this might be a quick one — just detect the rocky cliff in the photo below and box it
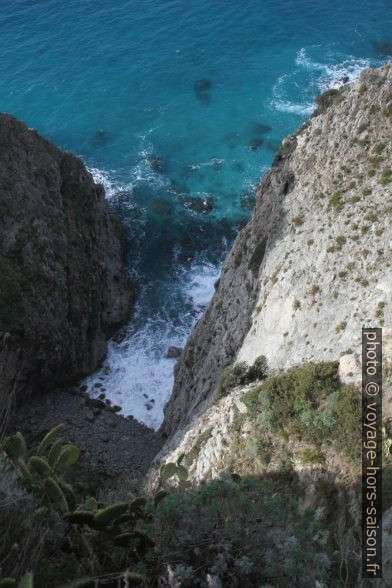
[0,114,133,400]
[145,65,392,585]
[162,61,392,438]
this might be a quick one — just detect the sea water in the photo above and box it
[1,0,391,428]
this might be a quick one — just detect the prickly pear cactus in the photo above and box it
[44,477,69,512]
[93,503,129,527]
[36,424,65,457]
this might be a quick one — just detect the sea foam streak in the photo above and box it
[271,48,377,116]
[296,48,373,90]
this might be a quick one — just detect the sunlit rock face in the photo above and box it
[163,61,392,438]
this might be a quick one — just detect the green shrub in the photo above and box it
[154,475,332,586]
[292,216,304,227]
[380,168,392,185]
[373,142,386,155]
[293,299,301,310]
[314,89,343,115]
[309,285,321,296]
[243,362,360,462]
[364,211,377,222]
[329,191,343,212]
[335,236,346,249]
[215,362,248,401]
[214,356,268,402]
[298,448,325,465]
[335,321,347,333]
[247,355,268,381]
[375,301,385,324]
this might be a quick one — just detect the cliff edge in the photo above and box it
[0,114,133,401]
[163,61,392,438]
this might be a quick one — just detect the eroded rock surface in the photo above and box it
[0,114,133,398]
[163,61,392,438]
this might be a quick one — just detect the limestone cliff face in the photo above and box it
[0,114,133,398]
[163,61,392,438]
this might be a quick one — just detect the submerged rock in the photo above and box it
[266,140,280,152]
[224,131,242,149]
[232,161,245,172]
[373,41,392,56]
[240,195,255,211]
[251,122,272,134]
[194,78,213,105]
[249,137,263,151]
[184,195,214,213]
[151,198,174,215]
[90,129,115,148]
[0,114,133,401]
[196,92,212,105]
[194,78,212,92]
[147,153,163,173]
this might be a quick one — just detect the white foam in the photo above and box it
[86,317,184,430]
[199,157,225,168]
[271,72,315,116]
[83,153,224,430]
[88,167,133,200]
[183,260,221,309]
[296,48,374,90]
[273,99,315,116]
[131,145,170,188]
[88,137,169,201]
[84,258,221,430]
[271,49,377,116]
[295,47,325,71]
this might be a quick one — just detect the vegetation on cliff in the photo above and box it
[0,418,343,587]
[163,61,392,439]
[3,361,391,586]
[2,61,392,587]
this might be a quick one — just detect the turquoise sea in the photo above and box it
[1,0,391,427]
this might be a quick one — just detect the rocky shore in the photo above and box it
[10,384,162,494]
[0,113,162,490]
[1,61,392,588]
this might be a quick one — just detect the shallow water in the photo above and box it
[1,0,391,427]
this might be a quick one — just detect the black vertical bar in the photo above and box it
[362,327,382,578]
